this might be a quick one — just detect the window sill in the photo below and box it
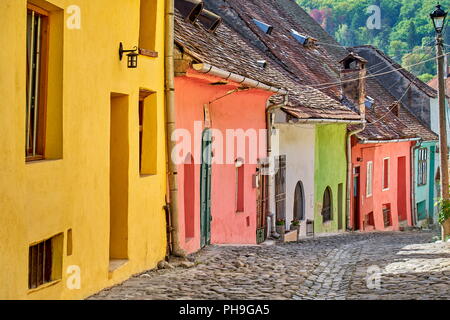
[26,155,45,162]
[27,279,61,294]
[26,157,63,164]
[140,173,157,178]
[139,48,158,58]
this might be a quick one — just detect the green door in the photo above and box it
[200,129,212,248]
[429,146,436,223]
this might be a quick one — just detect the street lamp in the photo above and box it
[430,3,450,240]
[430,4,448,33]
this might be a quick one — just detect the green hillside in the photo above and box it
[295,0,450,82]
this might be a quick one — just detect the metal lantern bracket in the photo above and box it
[119,42,138,61]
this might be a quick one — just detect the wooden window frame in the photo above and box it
[26,3,50,162]
[235,158,245,213]
[382,157,390,191]
[366,161,373,197]
[28,233,63,290]
[418,148,428,186]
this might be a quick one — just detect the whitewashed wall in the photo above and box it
[271,123,316,237]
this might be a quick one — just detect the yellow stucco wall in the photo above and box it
[0,0,167,299]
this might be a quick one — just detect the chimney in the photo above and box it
[340,52,368,119]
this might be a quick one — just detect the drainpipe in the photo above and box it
[265,96,289,238]
[165,0,186,257]
[411,140,423,227]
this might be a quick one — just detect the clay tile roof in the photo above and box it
[350,77,439,141]
[351,45,438,98]
[226,0,437,141]
[204,0,344,100]
[174,4,360,120]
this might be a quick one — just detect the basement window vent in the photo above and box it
[28,233,63,289]
[365,96,375,109]
[253,19,273,35]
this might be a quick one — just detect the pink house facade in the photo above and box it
[174,70,271,253]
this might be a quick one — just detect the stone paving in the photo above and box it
[89,231,450,300]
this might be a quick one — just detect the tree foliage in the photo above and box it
[295,0,450,78]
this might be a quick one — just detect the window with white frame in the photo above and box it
[418,148,428,186]
[382,158,390,190]
[366,161,373,197]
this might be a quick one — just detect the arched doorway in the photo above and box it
[293,181,305,221]
[322,186,333,222]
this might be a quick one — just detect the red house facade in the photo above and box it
[345,55,438,232]
[350,140,414,231]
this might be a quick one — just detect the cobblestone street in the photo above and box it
[90,231,450,300]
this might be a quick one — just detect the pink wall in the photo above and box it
[174,70,271,254]
[350,139,413,231]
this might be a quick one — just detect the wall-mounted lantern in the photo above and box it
[119,42,138,68]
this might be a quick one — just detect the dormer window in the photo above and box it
[197,9,222,33]
[365,96,375,109]
[175,0,203,23]
[290,29,316,48]
[253,19,273,35]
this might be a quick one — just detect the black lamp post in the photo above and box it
[430,3,448,33]
[430,3,450,240]
[119,42,138,68]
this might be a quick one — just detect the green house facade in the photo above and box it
[314,124,348,234]
[414,141,439,226]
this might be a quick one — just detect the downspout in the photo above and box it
[165,0,186,257]
[411,140,423,227]
[266,96,289,238]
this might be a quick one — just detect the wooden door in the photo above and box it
[200,129,212,248]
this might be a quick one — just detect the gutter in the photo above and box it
[360,138,421,144]
[288,119,365,125]
[192,63,288,95]
[165,0,186,257]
